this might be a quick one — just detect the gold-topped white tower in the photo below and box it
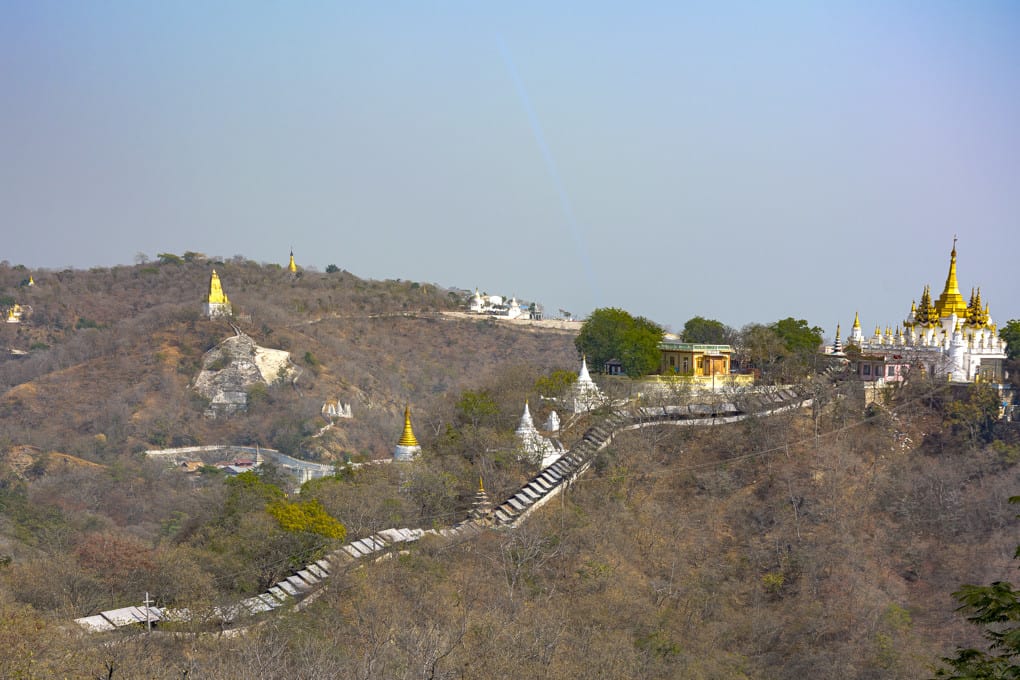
[202,270,232,318]
[393,405,422,461]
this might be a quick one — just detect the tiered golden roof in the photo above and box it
[910,284,938,328]
[965,288,990,328]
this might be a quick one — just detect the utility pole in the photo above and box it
[143,591,153,632]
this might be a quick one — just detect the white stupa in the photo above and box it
[571,356,604,413]
[515,401,562,467]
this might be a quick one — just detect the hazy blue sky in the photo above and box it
[3,2,1018,335]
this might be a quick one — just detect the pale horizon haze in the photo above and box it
[2,2,1018,337]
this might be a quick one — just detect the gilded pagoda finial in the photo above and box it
[207,269,229,305]
[398,405,419,447]
[935,238,967,319]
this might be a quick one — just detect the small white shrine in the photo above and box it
[515,401,563,468]
[571,356,605,413]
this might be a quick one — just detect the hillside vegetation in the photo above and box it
[0,258,1018,678]
[0,258,575,459]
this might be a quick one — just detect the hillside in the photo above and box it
[0,259,576,460]
[1,258,1019,679]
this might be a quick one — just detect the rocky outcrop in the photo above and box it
[192,333,296,418]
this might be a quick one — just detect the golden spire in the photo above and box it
[288,249,297,273]
[852,311,860,330]
[207,269,229,305]
[478,476,485,493]
[935,237,968,319]
[398,405,419,447]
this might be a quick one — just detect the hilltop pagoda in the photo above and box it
[202,270,232,318]
[844,239,1008,383]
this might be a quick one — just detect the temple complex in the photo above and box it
[842,240,1009,383]
[202,270,232,318]
[468,289,525,319]
[393,405,422,461]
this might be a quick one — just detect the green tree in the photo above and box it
[575,307,664,377]
[157,252,183,265]
[769,317,824,354]
[934,496,1020,678]
[535,369,577,398]
[456,390,500,428]
[739,323,787,369]
[681,316,732,344]
[1000,320,1020,361]
[267,498,346,539]
[946,383,1002,447]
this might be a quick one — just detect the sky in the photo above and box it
[2,2,1018,337]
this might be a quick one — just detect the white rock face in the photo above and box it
[192,333,297,418]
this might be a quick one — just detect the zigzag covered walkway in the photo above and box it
[75,385,813,633]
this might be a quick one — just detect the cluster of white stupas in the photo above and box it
[468,289,524,319]
[515,401,564,468]
[394,357,605,464]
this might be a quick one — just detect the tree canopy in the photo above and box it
[1000,319,1020,361]
[575,307,664,377]
[769,317,824,355]
[681,316,732,344]
[934,496,1020,678]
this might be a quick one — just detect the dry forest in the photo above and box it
[0,256,1018,679]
